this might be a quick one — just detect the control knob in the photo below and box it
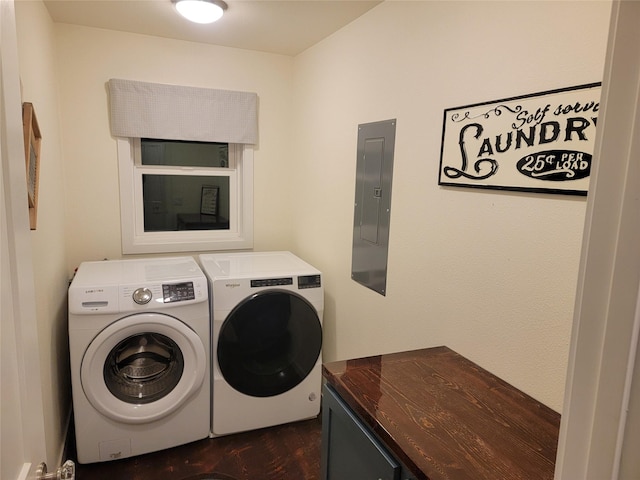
[132,287,152,305]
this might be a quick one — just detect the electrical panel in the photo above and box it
[351,119,396,296]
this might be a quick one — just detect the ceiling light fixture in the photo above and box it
[173,0,228,24]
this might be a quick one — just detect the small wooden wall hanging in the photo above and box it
[22,102,41,230]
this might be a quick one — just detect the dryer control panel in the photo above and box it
[298,274,321,289]
[251,277,293,288]
[249,274,321,290]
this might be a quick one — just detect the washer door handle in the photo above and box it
[132,287,152,305]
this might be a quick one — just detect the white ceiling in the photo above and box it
[42,0,382,56]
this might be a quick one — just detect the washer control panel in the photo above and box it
[118,279,205,311]
[162,281,196,303]
[68,258,208,314]
[66,278,206,314]
[125,280,201,304]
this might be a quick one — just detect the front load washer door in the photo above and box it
[81,312,206,424]
[217,289,322,397]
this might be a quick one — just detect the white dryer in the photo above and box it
[68,257,210,464]
[199,251,323,436]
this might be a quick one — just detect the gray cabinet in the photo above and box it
[321,385,415,480]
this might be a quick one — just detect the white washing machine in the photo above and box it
[68,257,210,464]
[199,251,323,436]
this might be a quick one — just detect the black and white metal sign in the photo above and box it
[439,83,601,196]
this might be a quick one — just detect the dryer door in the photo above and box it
[218,289,322,397]
[81,313,206,424]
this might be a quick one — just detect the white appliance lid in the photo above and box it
[71,256,204,287]
[199,251,320,278]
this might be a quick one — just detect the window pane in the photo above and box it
[141,139,229,168]
[142,174,230,232]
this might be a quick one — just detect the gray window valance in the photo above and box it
[108,78,258,144]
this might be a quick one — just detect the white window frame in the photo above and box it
[117,137,253,254]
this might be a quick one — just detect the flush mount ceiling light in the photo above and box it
[173,0,228,24]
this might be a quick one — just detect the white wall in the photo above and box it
[14,0,70,466]
[54,25,296,269]
[291,0,612,411]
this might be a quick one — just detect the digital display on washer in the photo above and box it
[162,282,195,303]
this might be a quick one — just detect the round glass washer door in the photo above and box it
[217,289,322,398]
[81,313,206,424]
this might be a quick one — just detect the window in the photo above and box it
[117,137,253,254]
[108,78,257,254]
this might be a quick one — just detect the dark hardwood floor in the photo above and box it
[73,416,322,480]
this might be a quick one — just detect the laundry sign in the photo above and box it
[438,83,601,196]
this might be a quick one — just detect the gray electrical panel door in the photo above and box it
[351,119,396,296]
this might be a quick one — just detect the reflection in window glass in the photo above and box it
[143,175,230,232]
[141,139,229,168]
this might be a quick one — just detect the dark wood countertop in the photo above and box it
[322,346,561,480]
